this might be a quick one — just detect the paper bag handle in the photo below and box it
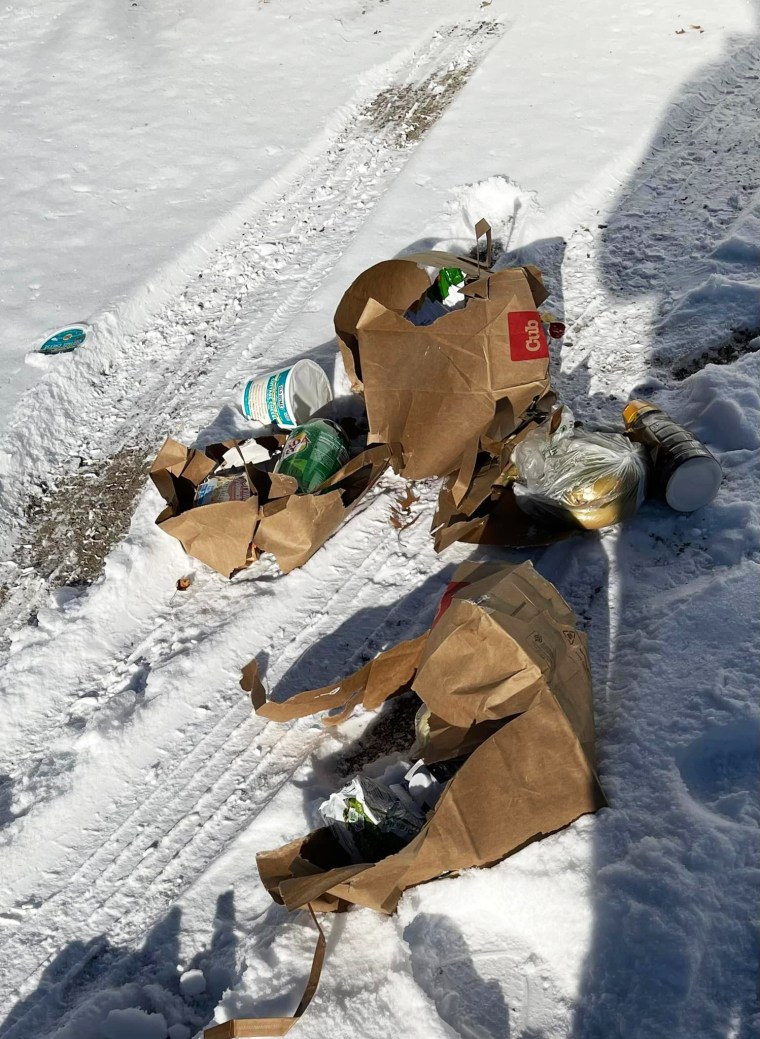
[474,218,493,274]
[203,905,326,1038]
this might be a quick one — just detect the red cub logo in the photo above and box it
[508,311,549,362]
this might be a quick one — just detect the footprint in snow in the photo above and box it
[677,720,759,823]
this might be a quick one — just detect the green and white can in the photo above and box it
[274,419,349,494]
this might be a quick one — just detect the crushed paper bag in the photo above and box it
[150,435,392,578]
[242,560,606,914]
[334,224,554,480]
[334,218,494,393]
[431,413,577,552]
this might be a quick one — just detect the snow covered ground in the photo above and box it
[1,0,759,1037]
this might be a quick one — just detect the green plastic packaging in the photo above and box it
[427,266,465,304]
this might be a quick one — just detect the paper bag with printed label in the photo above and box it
[149,435,392,578]
[334,225,554,480]
[243,560,606,914]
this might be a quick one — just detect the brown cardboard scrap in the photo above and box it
[248,560,605,914]
[150,436,392,578]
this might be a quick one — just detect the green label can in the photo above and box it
[274,419,349,494]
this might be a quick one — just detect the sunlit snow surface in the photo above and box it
[0,0,758,1036]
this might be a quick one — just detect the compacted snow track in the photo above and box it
[1,6,758,1036]
[0,479,448,1027]
[0,450,468,1034]
[0,19,503,632]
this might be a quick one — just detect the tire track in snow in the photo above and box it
[0,18,503,625]
[0,15,497,1026]
[0,480,446,1025]
[1,486,395,905]
[0,475,388,846]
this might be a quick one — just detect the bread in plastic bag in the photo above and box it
[511,406,649,530]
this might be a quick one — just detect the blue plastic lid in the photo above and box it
[39,325,88,354]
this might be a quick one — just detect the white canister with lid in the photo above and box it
[241,359,332,429]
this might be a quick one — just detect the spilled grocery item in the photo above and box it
[403,265,467,326]
[274,419,350,494]
[623,399,722,511]
[320,774,426,864]
[150,425,392,576]
[194,473,253,507]
[511,405,650,529]
[241,358,332,428]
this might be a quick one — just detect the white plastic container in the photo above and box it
[241,359,332,429]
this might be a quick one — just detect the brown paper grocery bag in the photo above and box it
[245,560,606,914]
[334,219,495,393]
[355,266,552,479]
[334,221,553,480]
[150,437,392,578]
[257,685,602,915]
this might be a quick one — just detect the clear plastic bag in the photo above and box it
[512,406,649,529]
[319,775,424,864]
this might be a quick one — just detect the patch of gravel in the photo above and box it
[329,691,422,778]
[23,447,151,587]
[365,60,478,146]
[672,327,760,380]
